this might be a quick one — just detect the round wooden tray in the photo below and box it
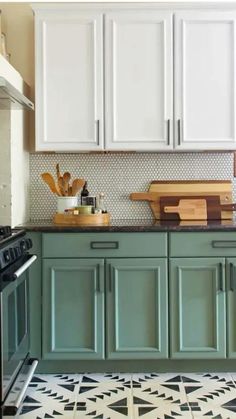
[53,212,110,225]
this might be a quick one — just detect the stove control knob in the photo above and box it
[14,247,21,258]
[4,249,10,262]
[20,240,27,252]
[10,248,15,261]
[25,238,32,250]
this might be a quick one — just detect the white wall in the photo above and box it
[0,110,11,225]
[0,55,30,226]
[0,3,34,87]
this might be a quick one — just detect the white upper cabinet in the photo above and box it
[34,6,236,152]
[34,10,103,151]
[105,11,173,151]
[174,11,236,150]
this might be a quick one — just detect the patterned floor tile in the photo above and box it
[19,404,75,418]
[182,373,235,386]
[184,383,236,404]
[74,375,133,418]
[6,373,236,419]
[132,403,193,418]
[77,383,132,404]
[31,373,81,383]
[132,381,188,403]
[80,373,132,386]
[230,373,236,385]
[17,374,80,418]
[190,401,236,419]
[73,401,134,418]
[131,373,184,384]
[131,381,191,419]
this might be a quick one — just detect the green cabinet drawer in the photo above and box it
[170,232,236,257]
[42,232,167,258]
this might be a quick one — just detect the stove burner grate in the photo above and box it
[0,226,12,239]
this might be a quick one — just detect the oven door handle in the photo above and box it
[13,255,37,279]
[13,360,38,410]
[4,359,39,414]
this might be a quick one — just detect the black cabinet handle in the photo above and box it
[212,241,236,248]
[90,241,119,250]
[219,263,224,292]
[177,119,181,145]
[96,120,100,144]
[96,272,100,293]
[108,264,113,292]
[96,265,104,293]
[167,119,170,145]
[230,262,235,292]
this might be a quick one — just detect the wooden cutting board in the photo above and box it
[130,180,232,219]
[160,195,236,220]
[160,197,207,220]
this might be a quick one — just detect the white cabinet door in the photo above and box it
[105,11,173,151]
[35,11,103,151]
[175,11,236,150]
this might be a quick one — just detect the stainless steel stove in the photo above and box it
[0,226,38,416]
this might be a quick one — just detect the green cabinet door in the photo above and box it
[106,258,168,359]
[170,258,226,359]
[227,258,236,358]
[42,258,104,360]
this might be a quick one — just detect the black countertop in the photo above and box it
[17,219,236,232]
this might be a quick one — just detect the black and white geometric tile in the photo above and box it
[183,373,236,419]
[6,372,236,419]
[18,374,80,418]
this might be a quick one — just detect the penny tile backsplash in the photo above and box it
[30,152,234,220]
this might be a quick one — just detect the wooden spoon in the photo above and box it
[41,173,62,196]
[62,172,71,196]
[58,177,65,196]
[56,163,61,181]
[72,178,86,196]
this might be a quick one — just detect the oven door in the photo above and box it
[0,255,37,406]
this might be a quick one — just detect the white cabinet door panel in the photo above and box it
[105,11,173,151]
[35,11,103,151]
[175,11,236,150]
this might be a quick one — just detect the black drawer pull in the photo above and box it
[90,241,119,250]
[96,274,101,293]
[230,263,235,292]
[219,263,224,292]
[212,241,236,248]
[108,264,113,292]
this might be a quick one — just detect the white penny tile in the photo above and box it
[29,152,234,220]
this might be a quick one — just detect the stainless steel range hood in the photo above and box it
[0,76,34,111]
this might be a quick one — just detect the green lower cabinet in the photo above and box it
[170,258,226,359]
[227,258,236,358]
[42,258,104,360]
[106,258,168,359]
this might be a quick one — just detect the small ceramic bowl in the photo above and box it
[78,205,93,214]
